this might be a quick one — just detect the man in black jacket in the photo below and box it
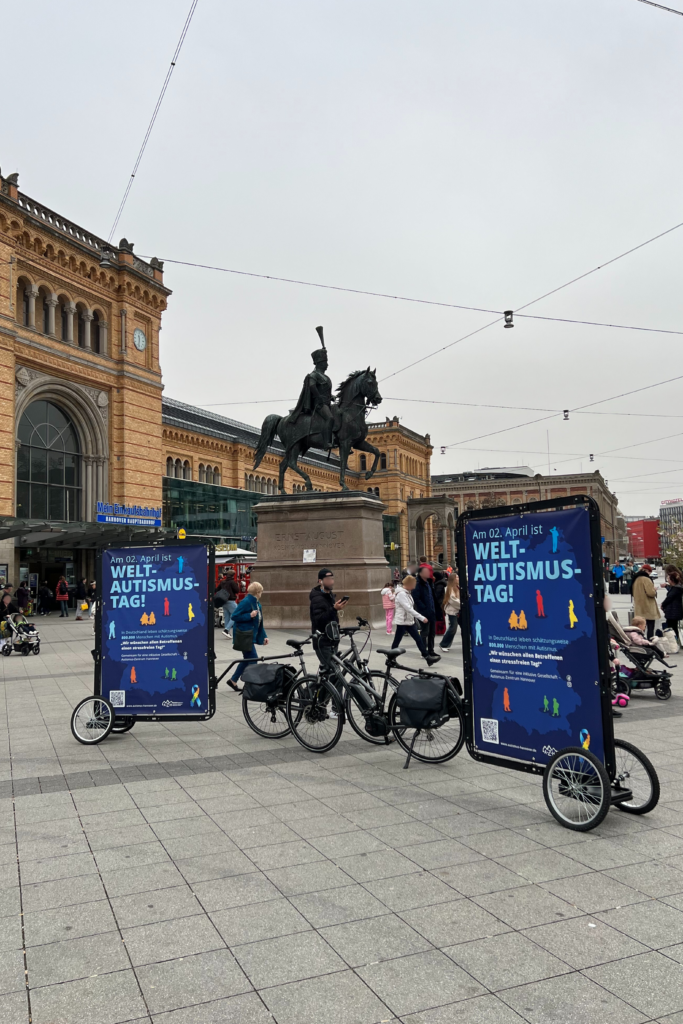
[414,565,437,657]
[310,568,348,673]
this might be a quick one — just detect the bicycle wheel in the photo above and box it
[71,697,114,745]
[543,747,611,831]
[286,675,345,753]
[387,689,465,763]
[345,671,398,746]
[613,738,660,815]
[111,717,135,734]
[242,692,291,739]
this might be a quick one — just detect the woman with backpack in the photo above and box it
[391,575,440,664]
[55,576,70,617]
[226,582,268,691]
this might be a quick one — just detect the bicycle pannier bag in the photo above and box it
[395,676,449,730]
[242,663,294,701]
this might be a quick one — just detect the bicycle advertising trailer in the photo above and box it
[456,495,659,830]
[70,542,217,743]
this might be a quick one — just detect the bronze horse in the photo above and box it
[253,368,382,492]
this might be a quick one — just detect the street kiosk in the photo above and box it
[70,542,217,743]
[457,495,659,831]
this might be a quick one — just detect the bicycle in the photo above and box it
[334,620,401,745]
[218,638,316,740]
[285,625,465,765]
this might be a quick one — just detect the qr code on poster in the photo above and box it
[480,718,499,744]
[109,691,126,708]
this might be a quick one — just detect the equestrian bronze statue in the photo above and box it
[253,326,382,493]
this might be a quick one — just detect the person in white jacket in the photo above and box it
[391,576,440,664]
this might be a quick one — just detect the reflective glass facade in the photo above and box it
[163,478,259,544]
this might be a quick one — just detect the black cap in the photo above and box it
[317,567,334,580]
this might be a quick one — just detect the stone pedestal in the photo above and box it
[253,491,389,630]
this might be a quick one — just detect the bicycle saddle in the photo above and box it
[286,639,304,649]
[376,647,405,657]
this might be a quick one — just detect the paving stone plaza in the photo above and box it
[2,599,683,1024]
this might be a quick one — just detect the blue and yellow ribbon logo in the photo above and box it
[191,685,201,708]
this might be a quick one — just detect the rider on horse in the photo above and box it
[290,327,336,450]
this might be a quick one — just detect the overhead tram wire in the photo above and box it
[634,0,683,14]
[107,0,199,243]
[440,370,683,450]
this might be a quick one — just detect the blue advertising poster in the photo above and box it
[465,506,604,766]
[101,545,209,716]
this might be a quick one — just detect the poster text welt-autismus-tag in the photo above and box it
[101,545,209,715]
[465,507,604,766]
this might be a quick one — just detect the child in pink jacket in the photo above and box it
[381,583,396,634]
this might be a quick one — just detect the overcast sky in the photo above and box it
[3,0,682,515]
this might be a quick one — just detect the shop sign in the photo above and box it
[96,502,162,527]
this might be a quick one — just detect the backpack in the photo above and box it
[395,676,450,730]
[241,663,295,701]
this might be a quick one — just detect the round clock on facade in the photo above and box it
[133,328,147,351]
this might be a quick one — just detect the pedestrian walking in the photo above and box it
[632,564,660,639]
[75,578,87,620]
[381,581,395,634]
[55,576,69,617]
[15,584,29,614]
[433,571,447,637]
[391,576,440,663]
[38,581,52,615]
[660,565,683,647]
[414,564,437,657]
[309,568,348,676]
[439,574,461,652]
[226,581,268,690]
[220,570,240,638]
[87,581,96,618]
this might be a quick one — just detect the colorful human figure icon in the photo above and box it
[543,695,549,713]
[503,688,512,712]
[130,666,137,685]
[475,620,483,645]
[140,612,149,625]
[569,600,578,629]
[177,556,184,574]
[535,590,546,618]
[518,610,528,630]
[188,603,195,622]
[108,620,116,639]
[148,611,156,625]
[164,667,169,679]
[163,597,170,616]
[580,729,590,749]
[171,667,177,681]
[552,697,560,717]
[508,610,519,630]
[550,526,559,553]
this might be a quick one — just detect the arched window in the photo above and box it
[199,463,206,483]
[60,302,68,341]
[16,400,81,521]
[174,458,182,478]
[248,474,254,490]
[380,453,387,471]
[213,466,221,485]
[91,311,100,354]
[360,454,367,471]
[183,460,191,480]
[77,307,86,347]
[41,290,50,335]
[374,487,380,496]
[166,457,174,477]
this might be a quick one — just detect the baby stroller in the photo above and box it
[0,614,40,657]
[607,612,675,700]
